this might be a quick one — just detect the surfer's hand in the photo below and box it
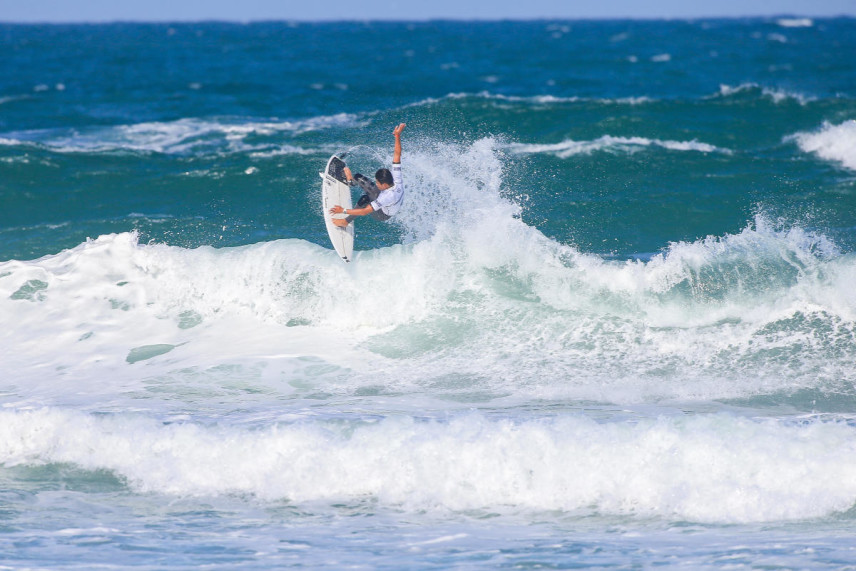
[394,123,405,137]
[343,166,353,181]
[330,205,344,214]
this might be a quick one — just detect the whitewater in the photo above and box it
[4,139,856,519]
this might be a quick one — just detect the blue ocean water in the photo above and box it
[2,17,856,568]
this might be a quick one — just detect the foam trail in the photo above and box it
[3,408,856,524]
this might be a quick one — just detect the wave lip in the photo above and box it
[789,120,856,171]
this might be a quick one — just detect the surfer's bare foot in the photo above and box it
[332,218,349,227]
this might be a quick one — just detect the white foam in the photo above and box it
[1,114,363,156]
[777,18,813,28]
[789,120,856,171]
[506,135,727,158]
[4,408,856,524]
[715,83,813,105]
[0,95,30,105]
[0,233,380,408]
[249,144,322,158]
[402,92,653,110]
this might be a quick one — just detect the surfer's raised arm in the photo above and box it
[393,123,405,164]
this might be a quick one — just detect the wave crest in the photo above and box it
[790,120,856,171]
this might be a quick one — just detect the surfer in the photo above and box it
[330,123,406,226]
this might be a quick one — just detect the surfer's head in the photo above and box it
[375,168,394,189]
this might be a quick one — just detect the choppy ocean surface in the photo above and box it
[2,18,856,568]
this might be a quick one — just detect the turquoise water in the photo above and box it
[2,18,856,568]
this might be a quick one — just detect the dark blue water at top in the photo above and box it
[1,19,854,259]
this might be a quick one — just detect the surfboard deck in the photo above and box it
[320,155,354,263]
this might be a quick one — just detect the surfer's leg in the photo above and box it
[356,194,372,208]
[354,174,380,201]
[347,175,378,223]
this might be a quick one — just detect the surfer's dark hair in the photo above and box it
[375,168,394,186]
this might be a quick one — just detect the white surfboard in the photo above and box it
[320,155,354,262]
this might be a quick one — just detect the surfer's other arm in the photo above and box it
[330,204,373,217]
